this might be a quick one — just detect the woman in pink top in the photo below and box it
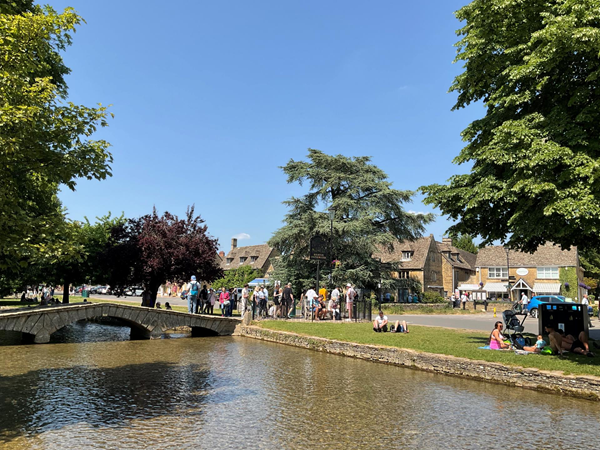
[219,289,230,317]
[489,321,510,350]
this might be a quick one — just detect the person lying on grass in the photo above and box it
[522,335,546,353]
[373,311,388,332]
[489,321,511,350]
[390,320,409,333]
[557,329,595,357]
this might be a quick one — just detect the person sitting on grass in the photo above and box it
[373,311,388,332]
[557,329,595,357]
[390,320,409,333]
[522,335,546,353]
[489,321,511,349]
[544,325,563,356]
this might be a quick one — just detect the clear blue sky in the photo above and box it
[47,0,483,251]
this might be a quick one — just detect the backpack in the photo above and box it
[189,281,199,297]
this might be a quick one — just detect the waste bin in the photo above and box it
[82,290,89,299]
[539,302,587,336]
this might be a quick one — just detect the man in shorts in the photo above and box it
[373,311,388,332]
[346,283,356,321]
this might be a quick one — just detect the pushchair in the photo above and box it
[502,309,532,349]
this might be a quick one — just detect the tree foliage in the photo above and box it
[0,3,113,271]
[211,265,263,290]
[102,207,223,306]
[421,0,600,252]
[450,233,479,254]
[269,149,433,291]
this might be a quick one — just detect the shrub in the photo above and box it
[421,291,446,304]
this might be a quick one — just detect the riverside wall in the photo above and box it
[240,326,600,401]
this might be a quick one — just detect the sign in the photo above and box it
[309,235,328,261]
[516,268,529,276]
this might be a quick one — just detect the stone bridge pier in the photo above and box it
[0,303,241,343]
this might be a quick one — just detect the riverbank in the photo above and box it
[242,322,600,401]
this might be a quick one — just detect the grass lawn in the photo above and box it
[380,305,487,315]
[258,320,600,378]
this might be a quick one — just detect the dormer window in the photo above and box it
[250,256,258,263]
[401,251,413,261]
[226,258,233,264]
[239,257,247,263]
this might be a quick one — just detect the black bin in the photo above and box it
[538,302,587,336]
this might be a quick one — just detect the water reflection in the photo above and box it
[0,334,599,449]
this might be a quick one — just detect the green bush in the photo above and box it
[421,291,446,304]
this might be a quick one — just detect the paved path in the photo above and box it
[388,313,600,339]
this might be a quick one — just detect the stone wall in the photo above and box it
[240,326,600,401]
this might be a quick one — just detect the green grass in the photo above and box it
[257,321,600,378]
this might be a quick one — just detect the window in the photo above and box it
[401,251,413,261]
[488,267,508,278]
[537,267,559,279]
[250,256,258,263]
[398,271,410,279]
[239,257,247,263]
[226,258,233,264]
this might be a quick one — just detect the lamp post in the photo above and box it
[504,245,512,305]
[328,206,335,290]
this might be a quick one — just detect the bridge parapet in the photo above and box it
[0,303,241,343]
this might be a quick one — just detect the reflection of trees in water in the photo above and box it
[0,362,216,443]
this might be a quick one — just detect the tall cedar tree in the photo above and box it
[102,207,222,307]
[0,3,112,271]
[269,149,432,293]
[421,0,600,253]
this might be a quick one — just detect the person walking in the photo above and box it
[305,286,318,319]
[282,282,294,318]
[186,276,200,314]
[330,286,340,321]
[257,286,266,318]
[207,288,216,315]
[345,283,356,321]
[240,284,249,318]
[228,287,236,317]
[582,294,594,328]
[200,284,209,314]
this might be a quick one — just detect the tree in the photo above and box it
[269,149,433,293]
[0,4,113,271]
[211,266,263,290]
[102,207,223,307]
[450,233,478,254]
[421,0,600,253]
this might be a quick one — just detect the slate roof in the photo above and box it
[475,243,578,268]
[374,235,434,270]
[221,244,275,271]
[436,241,477,271]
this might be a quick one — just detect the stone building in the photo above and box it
[220,238,278,278]
[458,242,584,302]
[437,237,477,298]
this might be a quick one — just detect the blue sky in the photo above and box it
[47,0,483,251]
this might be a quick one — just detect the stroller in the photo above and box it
[502,309,532,349]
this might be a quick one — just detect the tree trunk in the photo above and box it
[63,281,70,304]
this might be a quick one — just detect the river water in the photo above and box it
[0,322,599,449]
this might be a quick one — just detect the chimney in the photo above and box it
[231,238,238,251]
[219,251,225,258]
[442,237,452,245]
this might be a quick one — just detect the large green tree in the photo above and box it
[421,0,600,252]
[0,3,112,271]
[269,149,433,293]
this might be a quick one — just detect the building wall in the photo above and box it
[422,238,443,293]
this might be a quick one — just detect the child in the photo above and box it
[523,335,545,353]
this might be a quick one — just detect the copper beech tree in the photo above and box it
[102,207,223,307]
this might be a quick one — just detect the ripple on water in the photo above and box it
[0,330,599,450]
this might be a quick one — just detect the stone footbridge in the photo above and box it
[0,303,241,343]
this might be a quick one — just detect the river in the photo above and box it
[0,322,598,449]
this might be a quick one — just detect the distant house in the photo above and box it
[458,243,584,301]
[220,238,278,277]
[376,235,478,301]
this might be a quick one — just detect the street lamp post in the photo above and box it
[504,245,512,305]
[328,206,335,290]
